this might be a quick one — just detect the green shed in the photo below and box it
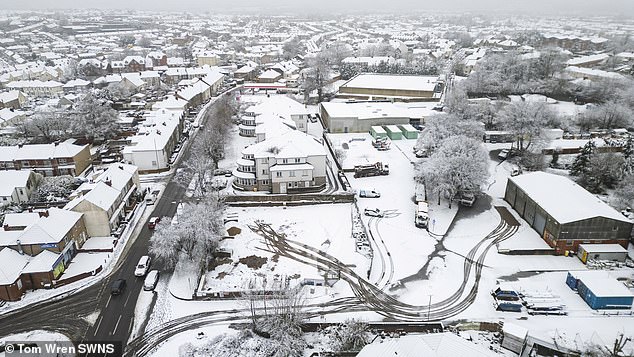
[384,125,403,140]
[370,125,387,139]
[399,124,419,139]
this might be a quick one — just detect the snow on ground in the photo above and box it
[80,236,116,250]
[201,204,367,294]
[130,289,157,341]
[148,323,239,357]
[62,252,110,278]
[0,330,72,357]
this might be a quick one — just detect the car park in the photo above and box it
[364,208,384,217]
[111,279,126,295]
[134,256,151,277]
[143,270,160,291]
[148,216,161,229]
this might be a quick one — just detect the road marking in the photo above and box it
[124,291,132,307]
[105,295,111,308]
[112,315,122,335]
[93,315,103,336]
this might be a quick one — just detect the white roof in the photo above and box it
[566,53,610,66]
[22,250,58,274]
[0,247,29,284]
[357,333,498,357]
[321,101,410,120]
[509,172,631,224]
[269,163,313,171]
[0,208,83,246]
[0,90,22,102]
[0,141,87,161]
[342,74,438,93]
[242,130,325,160]
[579,243,627,254]
[565,66,625,80]
[503,323,528,339]
[569,271,634,298]
[0,170,32,196]
[3,212,40,227]
[259,69,282,79]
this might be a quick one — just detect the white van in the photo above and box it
[134,256,151,277]
[358,189,380,198]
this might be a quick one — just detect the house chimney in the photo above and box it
[28,207,33,213]
[38,210,49,218]
[105,179,112,186]
[3,224,9,231]
[18,143,23,148]
[16,239,24,255]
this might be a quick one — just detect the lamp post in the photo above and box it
[427,294,432,322]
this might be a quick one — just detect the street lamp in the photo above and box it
[427,294,432,322]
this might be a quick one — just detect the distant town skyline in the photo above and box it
[2,0,634,16]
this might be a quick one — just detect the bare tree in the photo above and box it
[584,333,633,357]
[498,101,556,152]
[329,319,371,353]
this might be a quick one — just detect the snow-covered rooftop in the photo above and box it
[321,101,411,119]
[508,172,631,224]
[0,247,29,284]
[357,333,498,357]
[569,271,634,298]
[578,243,627,254]
[0,170,32,196]
[342,74,438,93]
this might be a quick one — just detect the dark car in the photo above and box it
[111,279,126,295]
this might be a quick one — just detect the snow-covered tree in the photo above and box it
[498,101,556,152]
[149,197,224,270]
[622,135,634,176]
[71,92,120,141]
[417,135,489,207]
[578,153,623,193]
[415,114,484,156]
[20,110,69,143]
[577,100,633,131]
[570,140,597,177]
[329,319,371,353]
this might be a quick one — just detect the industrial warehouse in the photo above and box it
[504,172,633,254]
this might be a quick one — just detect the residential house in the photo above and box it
[0,90,27,109]
[6,80,64,98]
[123,56,146,72]
[122,108,184,173]
[0,170,38,206]
[233,130,327,194]
[0,140,91,177]
[66,163,140,237]
[0,208,89,301]
[62,79,91,93]
[258,69,283,83]
[0,108,27,127]
[145,51,168,68]
[196,51,221,67]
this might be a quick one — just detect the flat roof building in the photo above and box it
[337,74,442,101]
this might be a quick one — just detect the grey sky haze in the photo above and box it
[2,0,634,16]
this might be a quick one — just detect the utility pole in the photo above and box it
[427,294,432,322]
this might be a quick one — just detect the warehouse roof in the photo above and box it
[569,271,634,298]
[342,74,438,93]
[509,172,631,224]
[578,244,627,254]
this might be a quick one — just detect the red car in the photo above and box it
[148,216,161,229]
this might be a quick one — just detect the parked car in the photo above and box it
[364,208,384,217]
[111,279,126,295]
[358,189,381,198]
[143,270,160,291]
[145,189,160,205]
[148,216,161,229]
[134,256,151,277]
[213,168,233,177]
[498,149,510,160]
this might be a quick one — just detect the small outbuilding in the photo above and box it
[385,125,403,140]
[577,244,628,264]
[566,271,634,309]
[399,124,419,139]
[370,125,387,139]
[502,323,528,354]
